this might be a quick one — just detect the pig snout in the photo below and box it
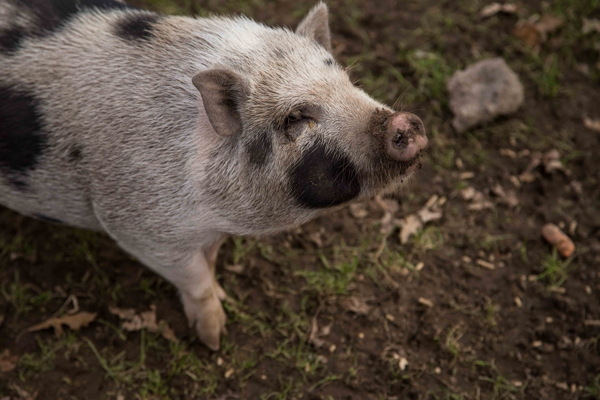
[385,112,427,162]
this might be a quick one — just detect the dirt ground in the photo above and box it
[1,0,599,399]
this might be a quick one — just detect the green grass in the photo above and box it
[294,247,361,296]
[538,249,573,287]
[1,272,53,317]
[406,50,454,107]
[583,374,600,399]
[474,360,524,399]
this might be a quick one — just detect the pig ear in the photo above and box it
[192,69,249,137]
[296,3,332,52]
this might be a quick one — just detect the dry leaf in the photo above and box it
[399,214,422,244]
[513,23,541,48]
[27,312,97,336]
[542,149,564,173]
[519,152,542,183]
[307,231,324,248]
[479,3,517,19]
[514,15,563,49]
[340,297,372,315]
[0,349,18,372]
[462,187,493,210]
[8,385,37,400]
[398,195,445,243]
[583,117,600,132]
[376,197,400,235]
[535,15,564,36]
[492,184,519,207]
[109,305,178,343]
[582,18,600,34]
[308,318,332,348]
[417,207,443,223]
[349,203,369,219]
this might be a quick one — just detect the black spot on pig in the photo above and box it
[324,58,334,66]
[0,87,48,190]
[115,13,160,42]
[33,214,63,224]
[0,27,27,55]
[247,133,272,166]
[68,144,83,163]
[290,141,360,208]
[20,0,135,35]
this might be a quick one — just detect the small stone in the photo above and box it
[514,297,523,307]
[418,297,434,307]
[448,58,524,132]
[459,171,475,180]
[398,357,408,371]
[476,259,496,270]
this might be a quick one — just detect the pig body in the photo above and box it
[0,0,427,349]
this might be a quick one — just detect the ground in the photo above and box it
[1,0,599,399]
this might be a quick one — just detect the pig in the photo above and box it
[0,0,428,350]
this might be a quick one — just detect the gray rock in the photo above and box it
[447,58,524,132]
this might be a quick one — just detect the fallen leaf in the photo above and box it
[492,184,519,207]
[479,2,518,19]
[519,152,542,183]
[0,349,18,372]
[399,214,422,244]
[542,149,564,173]
[513,15,563,50]
[375,196,400,235]
[340,297,372,315]
[308,318,332,348]
[27,312,97,336]
[460,186,477,201]
[583,117,600,132]
[349,203,369,219]
[417,207,443,223]
[462,187,493,210]
[459,171,475,180]
[109,305,178,343]
[307,231,324,248]
[398,195,445,243]
[9,385,37,400]
[513,23,541,48]
[535,15,564,36]
[582,18,600,34]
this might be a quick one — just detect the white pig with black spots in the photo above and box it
[0,0,428,350]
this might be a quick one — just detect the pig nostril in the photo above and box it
[392,130,409,148]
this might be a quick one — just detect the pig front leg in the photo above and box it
[175,250,227,351]
[206,235,228,301]
[95,221,228,349]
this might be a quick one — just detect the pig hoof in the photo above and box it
[182,291,227,351]
[214,282,227,301]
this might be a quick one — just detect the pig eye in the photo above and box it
[283,111,312,141]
